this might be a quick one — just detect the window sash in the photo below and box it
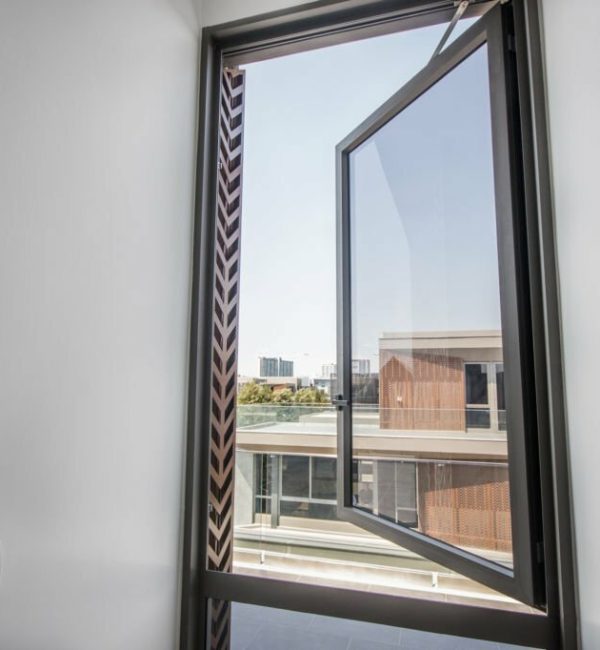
[335,6,542,606]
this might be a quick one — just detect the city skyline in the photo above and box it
[240,356,374,380]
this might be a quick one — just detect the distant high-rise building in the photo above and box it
[279,358,294,377]
[352,359,371,375]
[259,356,294,377]
[259,357,278,377]
[320,359,370,378]
[321,363,337,379]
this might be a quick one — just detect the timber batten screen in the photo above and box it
[208,67,246,650]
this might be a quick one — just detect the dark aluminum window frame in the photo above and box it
[180,1,579,648]
[336,7,538,607]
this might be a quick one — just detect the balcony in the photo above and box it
[236,404,508,461]
[231,403,523,612]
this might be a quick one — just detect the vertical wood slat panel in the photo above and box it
[208,67,246,650]
[380,351,465,431]
[417,464,512,552]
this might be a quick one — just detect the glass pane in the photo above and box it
[496,363,507,431]
[466,408,492,429]
[281,456,310,498]
[466,363,489,404]
[311,457,337,499]
[280,500,338,520]
[349,44,513,567]
[352,460,375,510]
[375,461,418,526]
[254,496,271,515]
[396,461,419,526]
[255,454,272,496]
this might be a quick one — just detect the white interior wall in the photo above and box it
[201,0,303,26]
[541,1,600,648]
[0,1,201,649]
[0,0,598,647]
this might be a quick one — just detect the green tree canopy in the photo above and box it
[293,387,329,404]
[237,381,330,405]
[272,388,294,403]
[237,381,273,404]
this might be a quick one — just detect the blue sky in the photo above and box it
[351,44,501,366]
[237,18,495,378]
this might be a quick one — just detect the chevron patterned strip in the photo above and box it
[208,66,246,650]
[210,599,232,650]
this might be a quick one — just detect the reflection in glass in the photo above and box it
[349,45,513,566]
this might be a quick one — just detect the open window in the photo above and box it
[335,6,544,606]
[183,1,579,648]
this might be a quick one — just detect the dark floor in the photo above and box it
[230,603,538,650]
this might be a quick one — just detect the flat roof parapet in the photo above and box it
[379,330,502,350]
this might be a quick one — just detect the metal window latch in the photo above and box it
[332,395,349,411]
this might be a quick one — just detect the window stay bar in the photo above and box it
[429,0,471,63]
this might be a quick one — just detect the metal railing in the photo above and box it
[236,403,507,435]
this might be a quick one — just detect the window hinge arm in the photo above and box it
[429,0,471,64]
